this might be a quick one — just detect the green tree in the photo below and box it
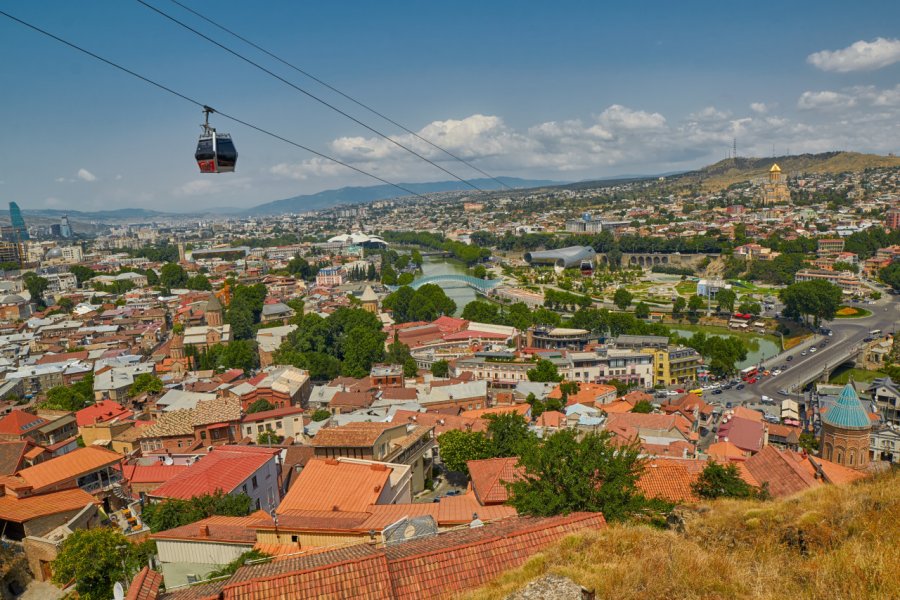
[738,300,762,316]
[341,326,386,377]
[431,359,450,378]
[311,408,331,422]
[51,528,155,600]
[506,302,533,331]
[634,301,650,320]
[507,430,666,522]
[129,373,163,396]
[410,249,423,267]
[403,356,419,378]
[715,288,736,313]
[141,491,253,533]
[381,264,398,285]
[780,280,843,327]
[257,431,282,445]
[69,265,96,286]
[672,296,687,317]
[247,399,275,414]
[472,264,487,279]
[160,262,189,288]
[42,372,94,411]
[485,413,535,457]
[613,287,633,310]
[217,340,261,373]
[186,274,213,291]
[145,268,160,286]
[206,549,271,579]
[631,399,653,413]
[287,255,317,280]
[461,300,502,323]
[397,272,415,286]
[437,429,493,474]
[692,461,766,500]
[881,262,900,291]
[23,272,49,307]
[527,359,563,382]
[687,294,705,316]
[57,296,75,312]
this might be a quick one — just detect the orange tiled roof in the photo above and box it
[149,447,279,500]
[637,461,699,504]
[126,566,163,600]
[310,422,401,448]
[15,446,122,492]
[277,458,393,514]
[0,487,98,522]
[152,514,262,544]
[460,404,529,419]
[467,457,524,505]
[0,410,48,437]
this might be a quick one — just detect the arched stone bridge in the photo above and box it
[595,253,718,268]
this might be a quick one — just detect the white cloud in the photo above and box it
[797,90,857,110]
[173,177,252,197]
[270,158,346,180]
[76,168,97,182]
[689,106,731,121]
[750,102,768,114]
[808,37,900,72]
[598,104,666,130]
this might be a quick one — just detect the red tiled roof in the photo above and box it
[0,410,48,437]
[467,457,523,505]
[0,441,32,475]
[122,464,190,484]
[152,514,265,544]
[637,461,699,504]
[149,446,279,500]
[240,406,306,423]
[390,410,486,436]
[75,400,134,427]
[310,422,400,448]
[460,404,529,420]
[127,566,163,600]
[198,513,607,600]
[0,487,98,522]
[742,446,820,498]
[717,416,765,453]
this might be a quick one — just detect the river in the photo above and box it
[415,256,477,316]
[669,327,780,369]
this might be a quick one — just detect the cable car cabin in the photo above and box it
[195,132,237,173]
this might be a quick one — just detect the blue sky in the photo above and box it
[2,0,900,211]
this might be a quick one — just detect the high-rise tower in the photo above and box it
[8,202,29,241]
[59,215,72,239]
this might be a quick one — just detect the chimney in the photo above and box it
[198,525,209,537]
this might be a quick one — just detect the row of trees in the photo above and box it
[780,280,843,327]
[380,231,491,265]
[382,284,456,323]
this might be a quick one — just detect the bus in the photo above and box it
[741,366,759,381]
[869,329,882,336]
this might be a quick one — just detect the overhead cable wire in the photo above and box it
[136,0,487,192]
[166,0,512,190]
[0,8,436,203]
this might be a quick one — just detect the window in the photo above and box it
[252,476,258,489]
[257,425,264,433]
[291,535,299,543]
[275,421,283,430]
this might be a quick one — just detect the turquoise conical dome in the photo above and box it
[822,383,871,430]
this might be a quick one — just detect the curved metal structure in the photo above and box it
[407,274,501,293]
[524,246,595,269]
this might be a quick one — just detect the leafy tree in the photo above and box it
[527,359,563,382]
[613,287,633,311]
[780,280,843,327]
[145,268,160,286]
[141,491,253,533]
[716,288,736,313]
[738,300,762,316]
[382,284,456,323]
[381,264,398,285]
[52,528,156,600]
[403,356,419,378]
[160,262,189,288]
[485,413,535,457]
[69,265,96,286]
[57,296,74,312]
[341,326,386,377]
[692,461,766,500]
[461,300,502,323]
[687,294,705,315]
[507,430,666,522]
[799,432,820,452]
[287,255,317,280]
[634,301,650,320]
[672,296,687,317]
[129,373,163,396]
[257,431,282,445]
[532,307,562,327]
[42,372,94,411]
[311,408,331,422]
[506,302,533,331]
[881,262,900,291]
[431,359,450,378]
[206,549,271,579]
[247,399,275,414]
[186,274,213,291]
[472,264,487,279]
[437,429,493,474]
[397,272,415,286]
[410,249,423,267]
[23,272,49,307]
[632,399,653,413]
[217,340,260,373]
[832,261,858,274]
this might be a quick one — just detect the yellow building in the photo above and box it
[651,347,702,386]
[760,163,790,205]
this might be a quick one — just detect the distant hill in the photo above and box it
[245,177,561,215]
[20,208,166,220]
[680,151,900,190]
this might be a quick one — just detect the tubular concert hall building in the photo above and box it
[524,246,595,270]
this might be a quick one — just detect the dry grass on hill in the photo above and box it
[466,470,900,600]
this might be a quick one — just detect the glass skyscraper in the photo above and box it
[8,202,29,241]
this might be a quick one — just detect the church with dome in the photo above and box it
[759,163,790,205]
[820,382,873,470]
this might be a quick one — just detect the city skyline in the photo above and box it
[1,1,900,211]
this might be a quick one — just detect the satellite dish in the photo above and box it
[163,456,174,466]
[113,582,125,600]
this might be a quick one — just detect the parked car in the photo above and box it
[787,355,794,361]
[736,383,745,390]
[810,347,817,353]
[778,388,789,395]
[801,351,807,356]
[713,389,723,395]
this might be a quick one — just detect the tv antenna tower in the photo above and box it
[732,138,737,161]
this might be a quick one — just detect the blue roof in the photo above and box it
[822,383,871,430]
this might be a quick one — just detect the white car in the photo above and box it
[810,347,817,353]
[761,395,772,404]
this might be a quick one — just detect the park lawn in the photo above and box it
[674,281,698,296]
[666,322,781,346]
[829,368,887,385]
[834,306,873,319]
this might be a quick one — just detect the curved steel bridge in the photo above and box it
[407,274,502,293]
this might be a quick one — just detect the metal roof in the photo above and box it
[822,383,871,430]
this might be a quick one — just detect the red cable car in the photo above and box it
[195,106,237,173]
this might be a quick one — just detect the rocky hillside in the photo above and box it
[466,470,900,600]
